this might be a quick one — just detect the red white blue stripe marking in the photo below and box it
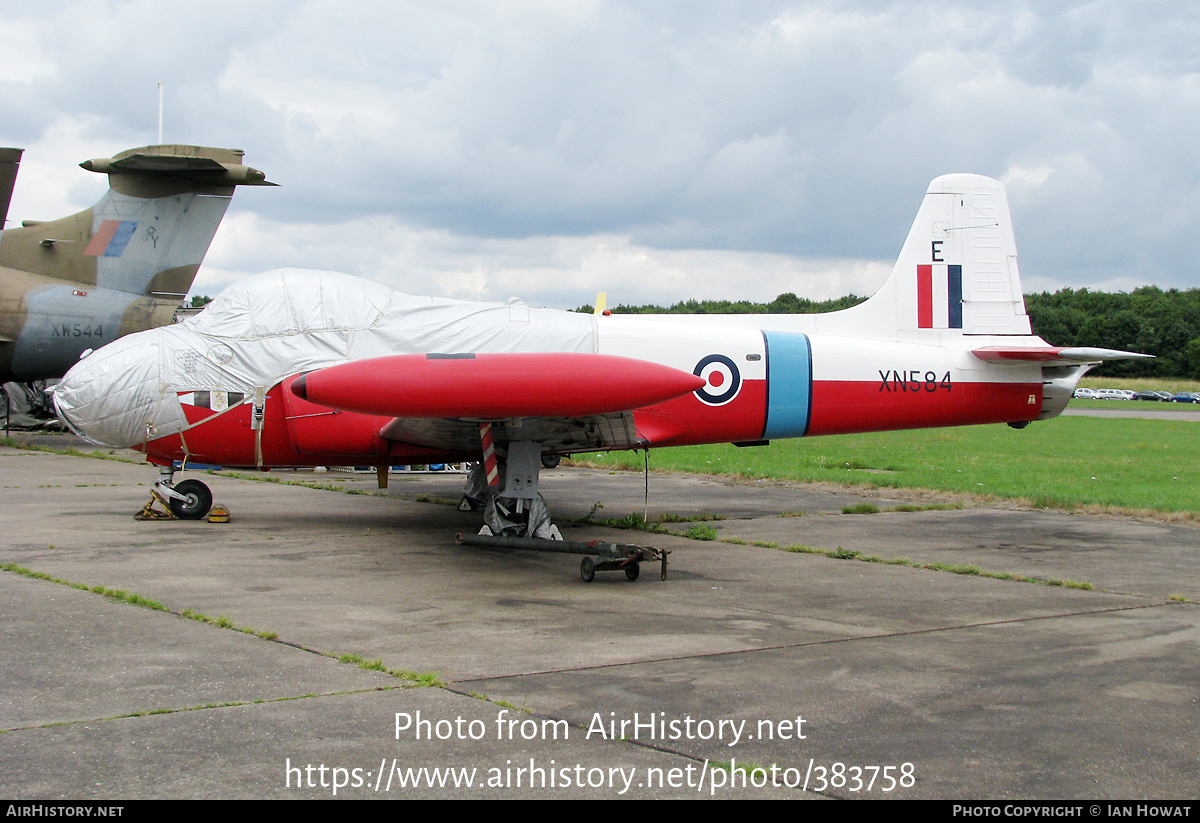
[84,220,138,257]
[916,264,963,329]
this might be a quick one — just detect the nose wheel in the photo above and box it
[137,465,215,521]
[167,479,214,520]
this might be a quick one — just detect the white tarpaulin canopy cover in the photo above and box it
[54,268,597,448]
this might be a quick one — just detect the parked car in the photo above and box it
[1073,387,1101,400]
[1095,388,1136,400]
[1173,392,1200,403]
[1135,390,1165,401]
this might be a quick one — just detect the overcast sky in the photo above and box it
[2,1,1198,308]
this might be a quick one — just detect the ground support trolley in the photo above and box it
[455,532,669,582]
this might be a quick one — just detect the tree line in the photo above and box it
[1025,287,1200,378]
[576,292,869,316]
[580,286,1200,378]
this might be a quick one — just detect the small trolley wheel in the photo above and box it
[624,561,640,582]
[168,479,213,520]
[541,454,561,469]
[580,556,596,583]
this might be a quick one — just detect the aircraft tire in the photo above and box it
[169,480,213,520]
[541,454,561,469]
[580,556,595,583]
[625,561,640,582]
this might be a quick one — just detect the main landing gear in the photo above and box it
[457,433,669,582]
[136,464,214,521]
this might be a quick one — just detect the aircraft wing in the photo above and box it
[291,352,706,454]
[377,412,641,454]
[971,346,1153,365]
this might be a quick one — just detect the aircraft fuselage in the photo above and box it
[103,312,1044,471]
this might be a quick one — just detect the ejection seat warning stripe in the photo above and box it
[762,331,812,439]
[84,220,138,257]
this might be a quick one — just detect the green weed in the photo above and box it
[336,652,442,686]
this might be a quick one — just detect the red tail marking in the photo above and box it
[917,264,933,329]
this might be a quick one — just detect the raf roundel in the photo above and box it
[692,354,741,406]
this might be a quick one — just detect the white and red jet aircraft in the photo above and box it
[53,174,1145,539]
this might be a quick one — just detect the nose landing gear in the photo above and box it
[135,465,214,521]
[167,479,214,520]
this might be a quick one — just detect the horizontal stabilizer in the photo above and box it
[971,346,1153,364]
[80,145,274,186]
[292,352,706,419]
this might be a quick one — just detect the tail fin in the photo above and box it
[828,174,1032,338]
[0,147,22,229]
[0,144,273,300]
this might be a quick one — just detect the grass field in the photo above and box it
[1068,399,1194,409]
[577,414,1199,516]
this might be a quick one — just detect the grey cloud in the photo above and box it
[3,0,1200,300]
